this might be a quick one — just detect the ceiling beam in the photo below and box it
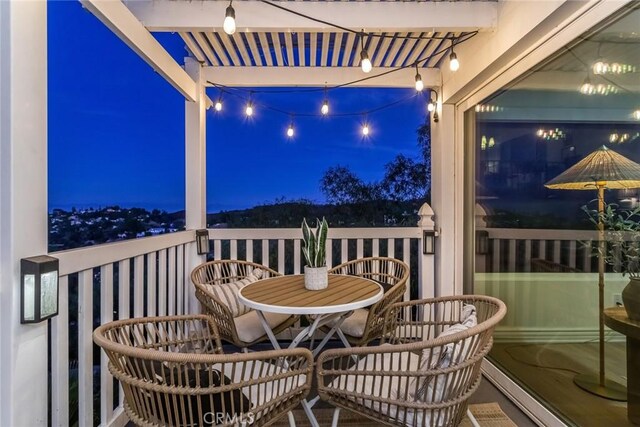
[125,0,498,33]
[81,0,197,101]
[203,66,441,88]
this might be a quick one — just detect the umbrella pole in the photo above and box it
[573,183,626,401]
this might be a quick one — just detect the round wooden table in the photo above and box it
[239,274,383,427]
[604,307,640,425]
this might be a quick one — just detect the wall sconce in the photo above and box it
[21,255,59,324]
[423,230,437,254]
[476,230,489,255]
[195,229,210,255]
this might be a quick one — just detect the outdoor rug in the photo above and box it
[273,402,518,426]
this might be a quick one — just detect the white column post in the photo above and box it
[417,203,436,299]
[184,57,207,313]
[430,103,458,297]
[0,1,49,426]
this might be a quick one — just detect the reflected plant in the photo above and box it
[581,201,640,278]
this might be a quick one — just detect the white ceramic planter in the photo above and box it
[304,266,328,290]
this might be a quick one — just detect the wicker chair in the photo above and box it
[191,260,298,349]
[326,257,409,346]
[94,315,313,427]
[317,295,506,427]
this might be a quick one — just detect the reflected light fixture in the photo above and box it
[427,89,437,113]
[580,75,594,95]
[214,99,223,112]
[633,110,640,121]
[360,32,372,73]
[449,40,459,72]
[223,0,236,35]
[414,63,424,92]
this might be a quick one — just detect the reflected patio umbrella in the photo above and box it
[545,145,640,401]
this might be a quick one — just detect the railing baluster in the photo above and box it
[158,249,167,316]
[341,239,348,263]
[230,239,238,259]
[356,238,364,259]
[403,238,411,301]
[51,275,69,427]
[294,239,301,273]
[78,269,93,427]
[569,240,577,269]
[100,264,114,425]
[133,255,144,317]
[524,240,532,272]
[246,239,253,262]
[553,240,561,264]
[492,239,500,273]
[146,252,157,317]
[325,239,332,269]
[508,239,516,272]
[177,244,185,315]
[538,240,546,259]
[213,240,222,260]
[387,238,395,258]
[278,239,285,274]
[168,246,177,315]
[262,239,269,268]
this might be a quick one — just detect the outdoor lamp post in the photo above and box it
[21,255,59,324]
[195,229,210,255]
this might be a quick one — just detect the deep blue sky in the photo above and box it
[48,1,428,213]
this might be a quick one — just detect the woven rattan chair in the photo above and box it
[191,260,298,349]
[326,257,409,346]
[317,295,506,427]
[94,315,313,427]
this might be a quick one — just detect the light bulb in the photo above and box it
[214,100,222,111]
[415,73,424,92]
[633,110,640,121]
[593,61,608,75]
[360,50,372,73]
[362,124,370,136]
[449,52,459,72]
[580,77,593,95]
[287,124,294,138]
[223,4,236,35]
[427,101,435,112]
[245,103,253,116]
[321,100,329,115]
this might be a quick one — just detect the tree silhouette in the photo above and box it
[320,118,431,204]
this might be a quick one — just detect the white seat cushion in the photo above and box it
[204,269,263,317]
[234,311,292,343]
[218,359,306,420]
[326,308,369,337]
[329,348,429,426]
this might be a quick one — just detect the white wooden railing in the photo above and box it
[50,231,197,427]
[479,228,600,273]
[48,213,437,426]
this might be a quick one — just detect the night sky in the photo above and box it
[48,1,428,213]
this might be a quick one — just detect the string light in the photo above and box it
[360,32,372,73]
[223,0,236,35]
[449,40,460,72]
[414,63,424,92]
[361,119,370,136]
[427,89,437,113]
[245,101,254,117]
[214,98,223,112]
[321,99,329,115]
[286,122,295,138]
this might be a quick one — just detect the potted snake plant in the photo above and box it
[302,217,329,290]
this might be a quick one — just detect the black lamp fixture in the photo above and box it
[422,230,437,255]
[21,255,59,324]
[195,229,210,255]
[475,230,489,255]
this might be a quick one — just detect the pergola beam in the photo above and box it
[203,66,441,88]
[125,0,498,33]
[81,0,197,101]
